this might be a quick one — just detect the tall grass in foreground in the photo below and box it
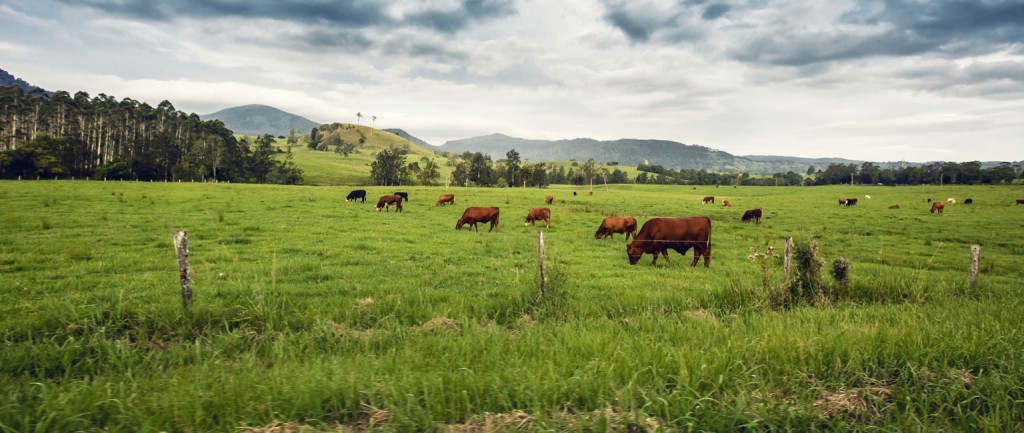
[1,181,1023,431]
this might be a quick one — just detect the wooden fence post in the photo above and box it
[537,231,545,298]
[784,237,793,281]
[970,244,980,289]
[172,230,193,308]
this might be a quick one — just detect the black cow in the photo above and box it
[394,191,409,202]
[346,189,366,203]
[845,198,858,207]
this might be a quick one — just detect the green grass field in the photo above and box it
[2,180,1023,432]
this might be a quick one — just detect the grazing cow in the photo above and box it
[545,195,554,204]
[931,202,945,213]
[845,198,858,206]
[838,198,848,205]
[595,217,638,241]
[1017,199,1024,205]
[947,198,956,204]
[345,189,367,203]
[627,217,712,267]
[436,194,455,206]
[456,207,500,232]
[524,208,551,228]
[889,204,900,209]
[722,200,733,207]
[375,194,403,213]
[741,208,762,224]
[702,196,715,205]
[394,191,409,202]
[573,191,577,196]
[927,198,932,203]
[964,198,973,205]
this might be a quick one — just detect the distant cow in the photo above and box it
[394,191,409,202]
[964,198,973,205]
[524,208,551,228]
[845,198,858,206]
[702,196,715,204]
[722,200,733,207]
[436,194,455,206]
[545,195,554,204]
[573,191,577,196]
[595,217,637,241]
[345,189,366,203]
[375,194,403,213]
[931,202,945,213]
[627,217,712,267]
[1017,199,1024,205]
[927,198,932,203]
[741,208,762,224]
[947,198,956,204]
[889,204,900,209]
[456,207,500,232]
[838,198,847,205]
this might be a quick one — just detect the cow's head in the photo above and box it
[455,218,465,230]
[626,242,644,265]
[375,206,382,212]
[594,228,604,239]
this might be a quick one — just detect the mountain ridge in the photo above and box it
[199,104,321,137]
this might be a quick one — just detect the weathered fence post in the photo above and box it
[172,230,193,308]
[783,237,793,281]
[970,244,980,289]
[537,231,545,298]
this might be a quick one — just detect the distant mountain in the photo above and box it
[384,128,438,150]
[0,67,52,97]
[439,133,1018,174]
[441,133,748,172]
[199,104,321,137]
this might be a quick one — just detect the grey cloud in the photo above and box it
[702,3,731,20]
[604,9,655,42]
[61,0,517,33]
[602,0,1024,65]
[406,0,517,33]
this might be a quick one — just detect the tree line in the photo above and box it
[0,87,302,183]
[635,161,1021,186]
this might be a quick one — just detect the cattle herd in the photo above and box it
[345,189,1024,266]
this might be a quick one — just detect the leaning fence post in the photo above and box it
[783,237,793,281]
[172,230,193,308]
[970,244,980,288]
[537,231,545,298]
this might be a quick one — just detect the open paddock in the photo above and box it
[1,181,1023,431]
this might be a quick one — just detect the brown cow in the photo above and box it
[436,194,455,206]
[702,196,715,205]
[741,208,762,224]
[838,198,847,205]
[889,204,900,209]
[545,195,554,204]
[595,217,637,241]
[524,208,551,228]
[722,200,733,207]
[930,202,945,213]
[456,207,500,232]
[374,194,403,213]
[627,217,712,267]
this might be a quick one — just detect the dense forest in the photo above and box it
[0,87,301,183]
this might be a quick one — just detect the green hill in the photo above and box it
[200,104,321,137]
[280,123,450,186]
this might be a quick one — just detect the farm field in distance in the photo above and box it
[1,180,1023,432]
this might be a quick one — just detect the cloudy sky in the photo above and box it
[2,0,1022,162]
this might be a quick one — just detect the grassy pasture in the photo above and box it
[1,180,1023,432]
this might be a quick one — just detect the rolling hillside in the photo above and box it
[283,123,449,186]
[200,104,321,137]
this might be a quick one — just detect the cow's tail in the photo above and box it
[705,216,713,265]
